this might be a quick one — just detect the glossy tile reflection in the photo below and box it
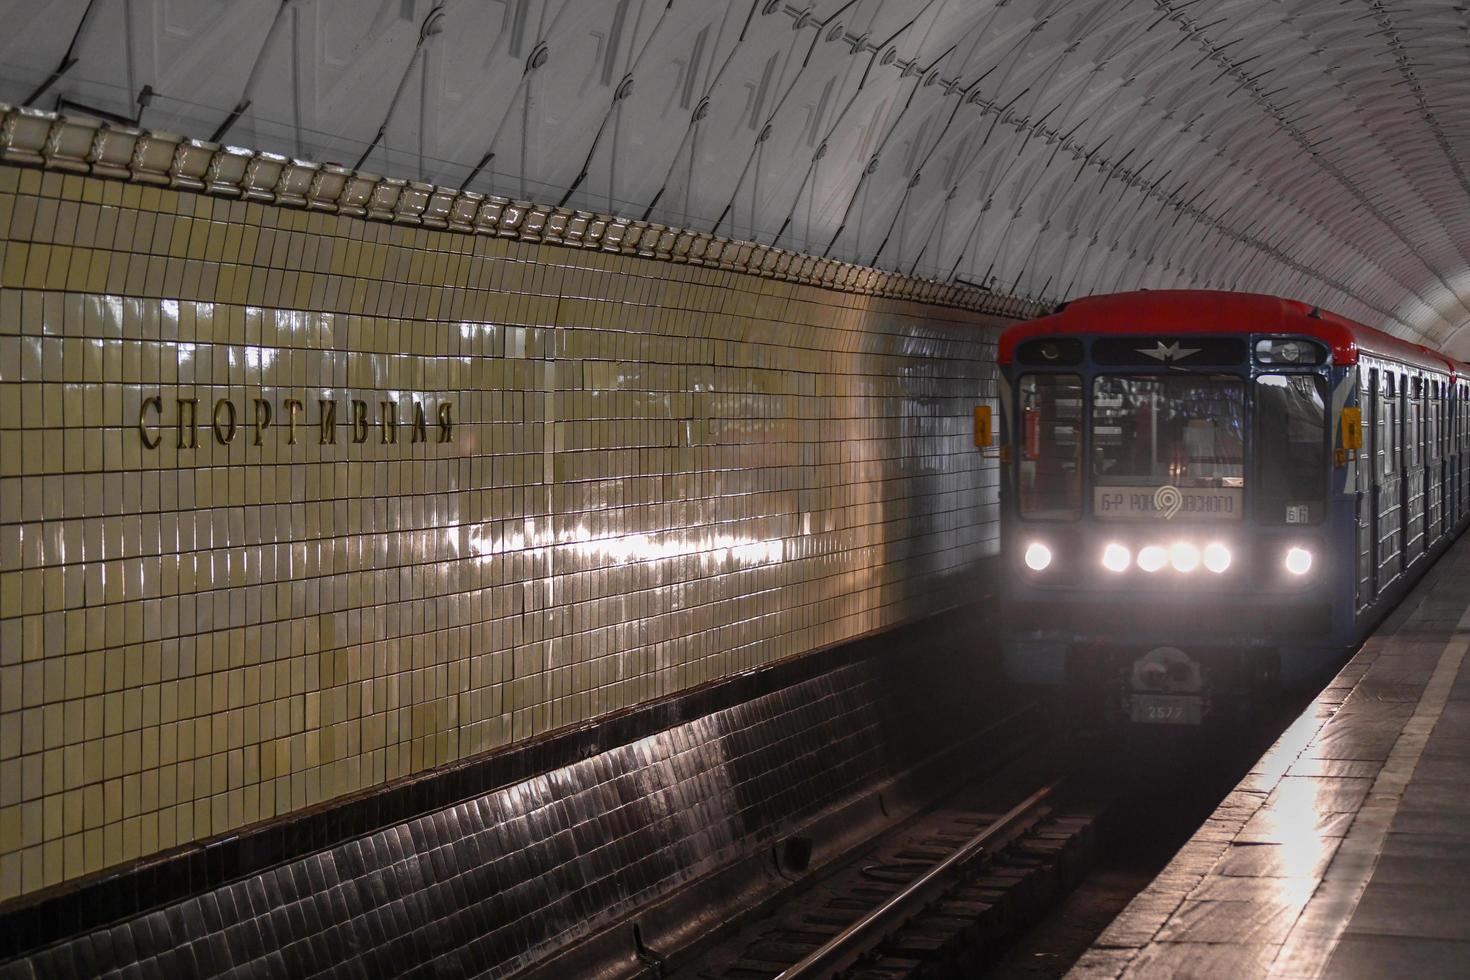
[0,163,1003,902]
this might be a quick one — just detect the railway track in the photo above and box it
[554,688,1310,980]
[651,660,1347,980]
[771,783,1063,979]
[682,753,1097,980]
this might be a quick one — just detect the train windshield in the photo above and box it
[1254,374,1327,524]
[1092,374,1246,519]
[1018,374,1083,519]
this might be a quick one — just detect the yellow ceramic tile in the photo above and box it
[0,243,28,289]
[0,157,1000,904]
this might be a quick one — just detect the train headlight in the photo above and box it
[1254,338,1327,365]
[1024,541,1053,572]
[1284,546,1313,576]
[1203,542,1232,574]
[1169,542,1201,573]
[1101,543,1131,573]
[1137,545,1168,573]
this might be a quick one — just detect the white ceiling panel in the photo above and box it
[4,0,1470,354]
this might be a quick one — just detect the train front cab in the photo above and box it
[999,324,1469,727]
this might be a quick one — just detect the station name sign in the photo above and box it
[138,393,454,449]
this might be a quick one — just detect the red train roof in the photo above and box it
[997,290,1465,379]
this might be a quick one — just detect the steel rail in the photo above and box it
[772,781,1058,980]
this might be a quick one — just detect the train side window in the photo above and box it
[1361,369,1376,494]
[1018,374,1083,520]
[1422,380,1429,461]
[1459,385,1464,452]
[1402,374,1410,469]
[1397,373,1406,471]
[1435,381,1444,459]
[1414,379,1425,466]
[1447,384,1454,457]
[1458,384,1464,452]
[1407,376,1421,468]
[1452,387,1464,455]
[1255,374,1327,524]
[1437,382,1442,459]
[1375,371,1382,481]
[1446,383,1453,458]
[1449,383,1455,455]
[1381,373,1397,479]
[1431,381,1440,458]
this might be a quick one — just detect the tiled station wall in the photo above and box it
[1,619,990,977]
[0,163,1001,902]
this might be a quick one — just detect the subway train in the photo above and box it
[995,290,1470,725]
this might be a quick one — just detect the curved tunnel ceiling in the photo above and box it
[4,0,1470,354]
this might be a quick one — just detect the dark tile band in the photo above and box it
[0,595,989,966]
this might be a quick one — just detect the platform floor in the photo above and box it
[1071,534,1470,979]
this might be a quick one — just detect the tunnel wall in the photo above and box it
[0,158,1002,902]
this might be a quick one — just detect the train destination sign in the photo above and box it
[1093,485,1241,520]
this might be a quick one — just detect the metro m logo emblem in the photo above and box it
[1139,341,1201,362]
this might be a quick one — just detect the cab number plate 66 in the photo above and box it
[1129,694,1204,725]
